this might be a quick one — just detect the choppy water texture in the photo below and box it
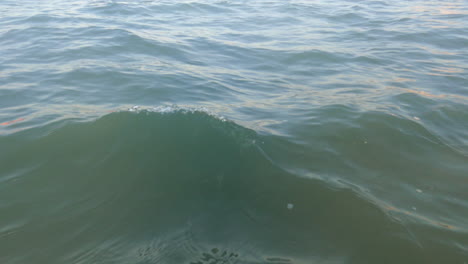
[1,0,468,263]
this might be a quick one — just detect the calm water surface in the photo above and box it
[1,0,468,263]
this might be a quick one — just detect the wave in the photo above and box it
[1,109,466,263]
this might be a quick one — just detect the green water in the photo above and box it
[1,1,468,263]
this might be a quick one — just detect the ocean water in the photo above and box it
[1,0,468,263]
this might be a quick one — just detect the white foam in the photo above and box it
[128,105,140,112]
[126,104,227,122]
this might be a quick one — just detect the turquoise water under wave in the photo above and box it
[1,0,468,263]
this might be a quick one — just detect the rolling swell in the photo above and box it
[0,110,464,264]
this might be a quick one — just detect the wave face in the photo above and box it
[1,111,467,264]
[1,0,468,263]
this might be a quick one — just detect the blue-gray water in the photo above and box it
[1,1,468,263]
